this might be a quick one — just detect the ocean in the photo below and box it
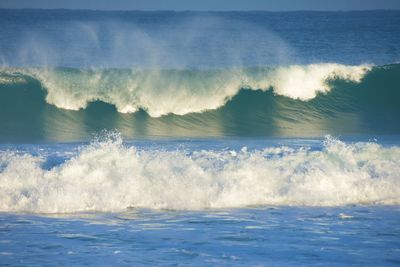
[0,9,399,266]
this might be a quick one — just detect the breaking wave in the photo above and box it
[0,63,399,140]
[1,63,371,116]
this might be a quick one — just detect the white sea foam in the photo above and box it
[0,136,399,213]
[2,63,371,117]
[259,63,371,99]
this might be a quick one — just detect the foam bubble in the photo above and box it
[0,136,399,213]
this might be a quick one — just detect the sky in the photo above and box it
[1,0,400,11]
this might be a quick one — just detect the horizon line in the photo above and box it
[1,8,400,12]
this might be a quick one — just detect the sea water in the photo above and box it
[0,9,400,266]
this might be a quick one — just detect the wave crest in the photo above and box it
[1,63,371,117]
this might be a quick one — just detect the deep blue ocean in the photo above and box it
[0,9,400,266]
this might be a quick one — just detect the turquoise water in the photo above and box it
[0,9,400,266]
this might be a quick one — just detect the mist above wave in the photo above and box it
[1,15,294,69]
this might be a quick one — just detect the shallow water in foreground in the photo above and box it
[1,206,400,266]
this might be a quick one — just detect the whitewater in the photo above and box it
[1,135,399,213]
